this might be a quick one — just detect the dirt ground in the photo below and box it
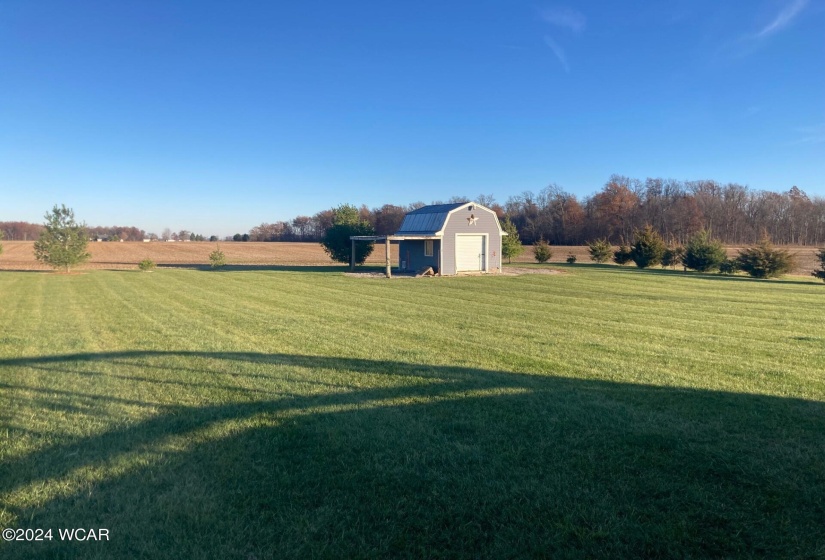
[1,241,820,276]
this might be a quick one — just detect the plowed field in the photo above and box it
[0,240,820,275]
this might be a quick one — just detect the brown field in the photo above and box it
[1,240,821,276]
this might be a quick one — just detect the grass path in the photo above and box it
[1,265,824,558]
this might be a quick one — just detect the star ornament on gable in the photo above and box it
[467,214,478,226]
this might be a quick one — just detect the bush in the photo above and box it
[661,246,684,269]
[736,237,795,278]
[813,248,825,282]
[683,230,726,272]
[533,239,552,263]
[138,259,156,271]
[613,245,633,265]
[209,246,227,269]
[566,254,577,264]
[719,259,739,275]
[588,239,612,263]
[321,204,376,265]
[630,226,666,268]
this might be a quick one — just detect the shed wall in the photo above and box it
[441,205,502,275]
[398,240,440,272]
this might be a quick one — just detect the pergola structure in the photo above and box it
[349,235,438,278]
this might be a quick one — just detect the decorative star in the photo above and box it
[467,214,478,226]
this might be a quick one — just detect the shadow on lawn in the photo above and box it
[1,351,824,559]
[569,263,816,286]
[155,263,355,273]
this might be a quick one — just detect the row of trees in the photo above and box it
[583,226,797,279]
[502,178,825,246]
[0,221,44,241]
[231,178,823,248]
[10,204,825,282]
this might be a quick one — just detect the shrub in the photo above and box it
[588,239,612,263]
[321,204,375,265]
[630,226,666,268]
[736,237,795,278]
[661,246,684,269]
[209,246,227,269]
[683,230,726,272]
[719,259,739,275]
[613,245,633,265]
[500,217,524,263]
[566,254,577,264]
[813,248,825,282]
[533,239,552,263]
[138,259,156,271]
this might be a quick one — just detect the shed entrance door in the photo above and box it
[455,235,485,272]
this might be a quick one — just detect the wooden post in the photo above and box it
[350,239,355,271]
[385,237,391,278]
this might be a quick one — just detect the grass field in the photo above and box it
[1,264,824,558]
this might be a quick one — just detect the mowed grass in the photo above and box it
[1,265,823,559]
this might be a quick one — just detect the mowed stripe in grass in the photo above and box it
[1,266,824,559]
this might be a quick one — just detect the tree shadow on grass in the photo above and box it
[575,264,817,286]
[1,351,824,559]
[155,264,355,273]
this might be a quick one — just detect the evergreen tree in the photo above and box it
[683,230,726,272]
[500,217,524,263]
[630,225,666,268]
[661,245,685,269]
[33,205,91,272]
[533,238,552,263]
[813,249,825,282]
[613,245,633,265]
[209,245,226,268]
[587,239,612,263]
[736,237,795,278]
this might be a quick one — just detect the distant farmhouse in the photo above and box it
[351,202,505,277]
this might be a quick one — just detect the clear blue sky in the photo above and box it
[1,0,823,236]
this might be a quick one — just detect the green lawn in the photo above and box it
[1,265,824,559]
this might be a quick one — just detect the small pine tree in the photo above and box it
[566,254,577,264]
[812,248,825,282]
[500,217,524,263]
[629,225,666,268]
[736,237,795,278]
[683,230,726,272]
[138,259,156,271]
[588,239,612,263]
[33,204,91,272]
[719,258,739,275]
[533,239,552,263]
[661,245,684,269]
[209,245,227,269]
[613,245,633,265]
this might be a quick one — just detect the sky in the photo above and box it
[1,0,823,237]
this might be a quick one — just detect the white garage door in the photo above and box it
[455,235,485,271]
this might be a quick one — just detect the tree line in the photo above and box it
[502,176,825,246]
[3,176,823,246]
[235,177,823,246]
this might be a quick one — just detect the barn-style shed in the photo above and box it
[351,202,505,277]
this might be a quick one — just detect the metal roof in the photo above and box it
[395,203,466,235]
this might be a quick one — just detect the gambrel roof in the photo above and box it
[395,203,466,235]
